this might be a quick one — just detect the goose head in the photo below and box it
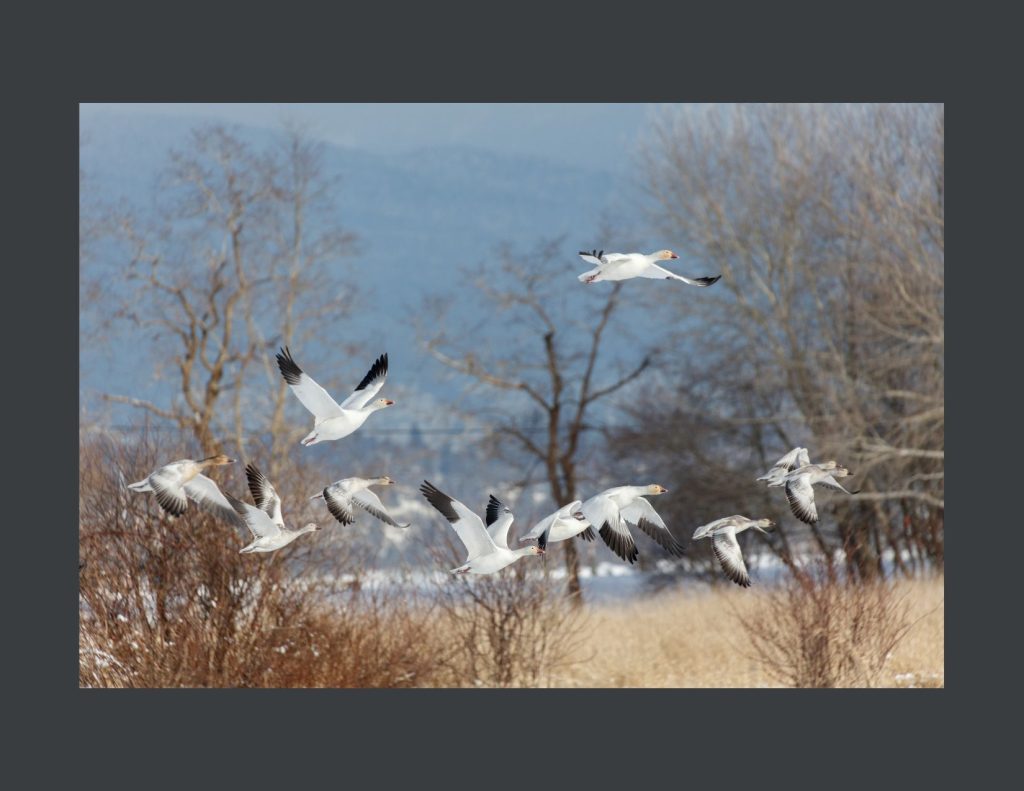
[372,398,395,411]
[572,511,587,521]
[200,453,236,466]
[691,522,712,541]
[302,523,321,534]
[655,249,679,261]
[378,476,397,486]
[755,518,776,533]
[646,484,668,495]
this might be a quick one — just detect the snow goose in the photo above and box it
[311,476,410,528]
[692,515,776,587]
[756,447,811,487]
[127,454,239,521]
[419,481,544,574]
[577,249,721,287]
[276,348,394,446]
[518,500,595,548]
[782,462,858,525]
[580,485,684,564]
[226,463,321,553]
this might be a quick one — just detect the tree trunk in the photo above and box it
[563,539,582,606]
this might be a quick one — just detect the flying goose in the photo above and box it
[782,462,858,525]
[276,348,394,446]
[419,481,545,575]
[311,476,410,528]
[226,463,321,553]
[580,485,684,564]
[692,516,776,587]
[756,447,810,487]
[577,249,721,287]
[127,454,239,521]
[518,500,595,547]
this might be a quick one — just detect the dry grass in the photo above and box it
[883,576,945,688]
[548,576,943,688]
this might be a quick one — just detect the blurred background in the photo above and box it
[79,103,944,688]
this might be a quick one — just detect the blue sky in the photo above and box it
[80,103,660,171]
[79,103,685,440]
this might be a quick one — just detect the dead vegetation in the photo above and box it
[549,576,943,688]
[80,432,588,688]
[734,567,939,688]
[78,432,443,688]
[80,431,942,689]
[430,561,590,687]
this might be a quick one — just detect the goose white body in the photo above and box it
[756,447,810,487]
[577,250,721,287]
[519,500,593,545]
[420,482,544,575]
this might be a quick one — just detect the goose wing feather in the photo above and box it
[420,481,496,561]
[275,347,345,421]
[351,488,410,528]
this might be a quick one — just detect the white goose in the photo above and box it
[518,500,594,547]
[756,446,810,487]
[276,348,394,446]
[419,481,544,574]
[580,485,684,564]
[577,249,721,287]
[127,454,238,521]
[692,515,776,587]
[311,476,410,528]
[226,463,320,553]
[783,462,858,525]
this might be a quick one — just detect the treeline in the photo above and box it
[611,103,944,580]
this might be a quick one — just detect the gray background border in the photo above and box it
[9,2,988,786]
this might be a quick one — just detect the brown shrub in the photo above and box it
[428,545,589,687]
[79,431,447,688]
[734,566,924,688]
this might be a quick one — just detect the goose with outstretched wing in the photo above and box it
[127,454,239,524]
[577,249,720,287]
[276,347,394,446]
[692,515,775,587]
[419,481,544,575]
[312,475,410,529]
[580,484,685,564]
[782,461,859,525]
[227,463,320,553]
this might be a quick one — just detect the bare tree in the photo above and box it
[623,103,943,580]
[87,124,357,456]
[251,125,358,473]
[422,239,654,601]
